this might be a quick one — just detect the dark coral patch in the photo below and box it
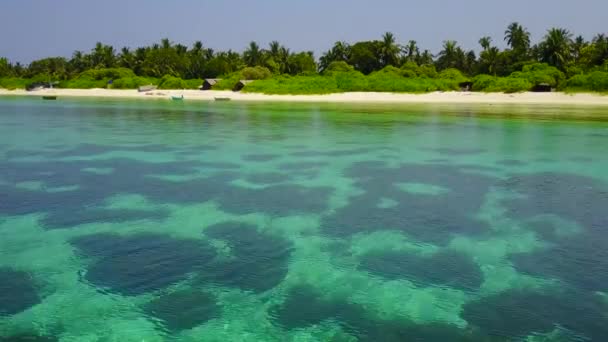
[0,268,41,316]
[0,156,329,230]
[569,156,594,163]
[290,148,379,157]
[245,172,290,184]
[501,172,607,231]
[359,250,483,290]
[462,289,608,340]
[271,285,485,342]
[321,162,497,245]
[217,184,331,216]
[71,233,216,296]
[53,143,174,157]
[144,289,220,332]
[270,285,346,329]
[41,208,169,229]
[501,172,608,292]
[495,159,527,166]
[0,334,58,342]
[241,154,278,162]
[279,161,327,170]
[423,147,486,156]
[202,222,292,292]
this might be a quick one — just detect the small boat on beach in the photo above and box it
[42,96,57,100]
[214,97,231,101]
[138,85,157,92]
[171,95,184,101]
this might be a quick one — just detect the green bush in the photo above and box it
[59,78,109,89]
[438,68,468,82]
[157,76,202,89]
[401,69,418,78]
[212,68,271,90]
[243,75,339,94]
[0,77,30,90]
[324,61,355,74]
[518,63,564,87]
[79,68,136,80]
[400,61,418,72]
[213,73,241,90]
[487,77,532,93]
[334,71,368,91]
[471,74,497,91]
[57,68,140,89]
[367,72,458,92]
[111,76,159,89]
[564,71,608,92]
[416,64,439,78]
[375,65,403,76]
[240,66,272,80]
[587,71,608,91]
[564,74,589,90]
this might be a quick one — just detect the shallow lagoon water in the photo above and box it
[0,97,607,341]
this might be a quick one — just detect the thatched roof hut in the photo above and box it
[233,80,253,92]
[201,78,221,90]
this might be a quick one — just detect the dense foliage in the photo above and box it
[1,23,607,93]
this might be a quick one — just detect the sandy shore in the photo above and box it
[1,88,608,106]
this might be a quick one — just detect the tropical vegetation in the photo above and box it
[1,23,607,93]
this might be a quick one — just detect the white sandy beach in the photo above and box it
[1,88,608,106]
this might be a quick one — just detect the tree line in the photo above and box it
[0,22,607,92]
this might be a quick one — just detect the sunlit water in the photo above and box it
[1,97,607,341]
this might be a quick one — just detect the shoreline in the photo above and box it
[1,88,608,106]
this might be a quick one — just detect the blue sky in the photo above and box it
[1,0,607,63]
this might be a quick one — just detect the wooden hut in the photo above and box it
[233,80,253,92]
[531,83,552,92]
[201,78,221,90]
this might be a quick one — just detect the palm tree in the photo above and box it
[380,32,400,67]
[479,36,492,51]
[175,44,188,55]
[243,41,263,67]
[332,41,351,61]
[404,40,419,62]
[188,41,207,79]
[102,45,116,68]
[539,28,573,70]
[267,41,289,73]
[319,41,352,71]
[479,47,500,75]
[572,35,587,62]
[591,34,608,66]
[91,42,105,67]
[417,49,434,65]
[161,38,172,50]
[504,22,531,52]
[118,47,134,69]
[225,50,244,71]
[269,41,281,58]
[69,50,89,74]
[436,40,459,70]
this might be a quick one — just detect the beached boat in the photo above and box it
[214,97,231,101]
[42,96,57,100]
[138,85,157,92]
[171,95,184,101]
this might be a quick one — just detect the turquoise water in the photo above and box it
[1,97,607,341]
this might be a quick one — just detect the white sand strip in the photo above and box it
[1,88,608,106]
